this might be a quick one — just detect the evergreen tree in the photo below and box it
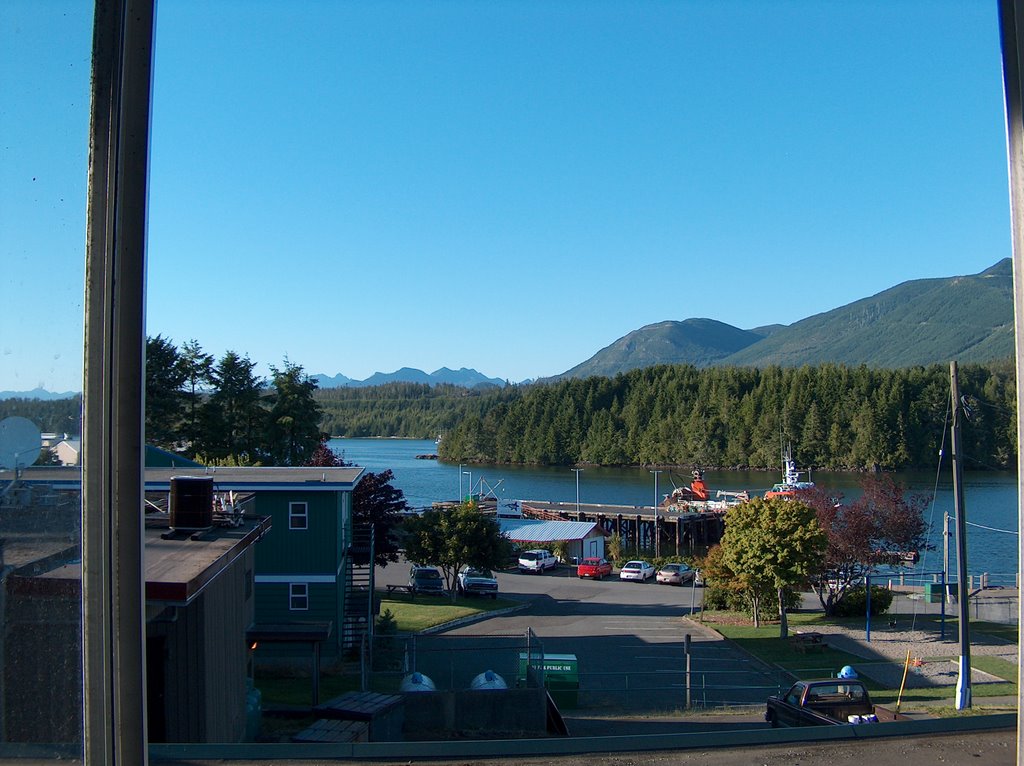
[198,351,265,462]
[145,335,186,449]
[264,360,322,466]
[179,338,214,453]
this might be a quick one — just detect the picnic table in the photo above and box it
[789,631,829,653]
[291,718,368,743]
[314,691,403,721]
[311,691,405,742]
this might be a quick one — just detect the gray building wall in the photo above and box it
[147,547,255,742]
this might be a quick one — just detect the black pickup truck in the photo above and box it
[765,679,907,727]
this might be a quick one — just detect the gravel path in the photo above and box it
[803,621,1017,689]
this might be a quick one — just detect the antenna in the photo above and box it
[0,417,42,471]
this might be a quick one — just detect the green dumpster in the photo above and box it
[517,653,579,709]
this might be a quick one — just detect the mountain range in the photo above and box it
[312,367,506,390]
[3,260,1014,399]
[0,386,81,401]
[559,259,1014,379]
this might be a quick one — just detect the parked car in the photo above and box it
[457,565,499,598]
[577,557,613,579]
[408,565,444,594]
[619,560,655,582]
[518,549,558,574]
[765,677,906,727]
[656,562,696,585]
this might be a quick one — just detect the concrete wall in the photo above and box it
[401,688,547,739]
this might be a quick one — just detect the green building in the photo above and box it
[143,466,365,660]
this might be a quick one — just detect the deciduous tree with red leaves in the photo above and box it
[800,475,929,615]
[352,469,408,567]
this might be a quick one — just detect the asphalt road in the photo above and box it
[376,561,783,722]
[157,563,1012,766]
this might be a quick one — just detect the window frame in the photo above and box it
[82,1,155,763]
[288,501,309,531]
[288,582,309,611]
[78,0,1024,758]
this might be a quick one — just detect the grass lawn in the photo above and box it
[255,672,361,707]
[255,592,518,709]
[379,592,518,633]
[702,610,1018,708]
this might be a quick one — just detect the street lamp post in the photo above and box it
[650,469,663,558]
[463,470,473,502]
[571,468,584,516]
[459,464,465,500]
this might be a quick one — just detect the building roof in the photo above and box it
[143,466,364,492]
[7,464,364,492]
[141,515,271,604]
[144,444,201,468]
[498,518,604,543]
[9,514,271,606]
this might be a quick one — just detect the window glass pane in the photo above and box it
[289,502,308,530]
[146,0,1010,754]
[0,1,91,757]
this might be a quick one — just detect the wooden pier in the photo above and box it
[518,500,725,557]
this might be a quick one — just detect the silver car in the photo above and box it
[457,565,499,598]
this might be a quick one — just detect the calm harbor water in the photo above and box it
[329,437,1020,584]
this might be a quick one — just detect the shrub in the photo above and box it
[832,585,894,617]
[373,608,404,670]
[702,584,801,621]
[607,534,623,562]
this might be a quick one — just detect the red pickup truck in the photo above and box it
[576,557,613,579]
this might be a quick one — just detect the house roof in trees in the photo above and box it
[145,444,203,468]
[499,518,605,543]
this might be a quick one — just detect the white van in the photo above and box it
[517,549,557,574]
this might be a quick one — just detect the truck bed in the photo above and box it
[766,680,908,727]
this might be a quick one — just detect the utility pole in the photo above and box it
[950,361,972,710]
[572,468,583,516]
[650,469,662,558]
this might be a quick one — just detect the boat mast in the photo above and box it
[950,360,972,709]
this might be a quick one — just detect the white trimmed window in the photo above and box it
[289,501,308,530]
[289,583,309,611]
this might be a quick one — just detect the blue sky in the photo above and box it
[2,1,1013,392]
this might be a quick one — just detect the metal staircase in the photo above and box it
[341,523,375,651]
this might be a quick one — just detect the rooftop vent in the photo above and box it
[169,476,214,532]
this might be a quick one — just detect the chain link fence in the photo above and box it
[363,630,548,693]
[361,629,791,713]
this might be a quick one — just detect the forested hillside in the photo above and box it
[0,396,82,436]
[436,362,1016,471]
[315,382,517,438]
[558,319,765,379]
[559,260,1013,378]
[12,361,1014,474]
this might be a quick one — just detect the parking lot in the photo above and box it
[375,561,782,720]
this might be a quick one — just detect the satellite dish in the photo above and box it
[0,417,42,470]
